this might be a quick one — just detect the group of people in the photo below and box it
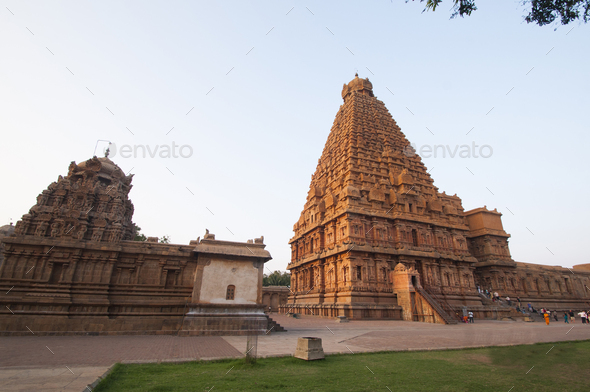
[482,289,520,307]
[536,308,590,325]
[477,287,590,326]
[561,309,590,324]
[483,290,502,302]
[458,309,475,323]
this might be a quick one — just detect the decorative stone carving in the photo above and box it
[11,156,135,242]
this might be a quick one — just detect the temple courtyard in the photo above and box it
[1,315,589,391]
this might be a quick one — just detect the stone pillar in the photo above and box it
[134,262,143,285]
[21,251,34,278]
[319,261,325,292]
[105,259,117,284]
[63,253,80,283]
[332,260,338,291]
[6,250,24,279]
[292,271,298,292]
[0,248,11,278]
[330,221,337,246]
[39,254,50,281]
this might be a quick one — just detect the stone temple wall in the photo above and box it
[0,236,196,335]
[474,261,590,311]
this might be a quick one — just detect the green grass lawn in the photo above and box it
[94,340,590,391]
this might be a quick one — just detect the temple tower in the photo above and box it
[12,155,136,243]
[286,75,481,320]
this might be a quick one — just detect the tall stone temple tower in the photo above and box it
[285,75,590,322]
[286,74,481,320]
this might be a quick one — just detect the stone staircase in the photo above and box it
[266,316,287,333]
[416,287,459,325]
[477,293,494,305]
[477,293,534,321]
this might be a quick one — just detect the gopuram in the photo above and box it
[283,75,590,323]
[0,156,272,335]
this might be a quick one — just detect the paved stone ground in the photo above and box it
[1,316,589,391]
[0,336,242,392]
[227,314,590,358]
[0,366,107,392]
[0,335,242,367]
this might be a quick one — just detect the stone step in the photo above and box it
[416,287,459,325]
[266,316,287,333]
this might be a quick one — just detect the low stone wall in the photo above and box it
[262,286,289,312]
[280,303,403,319]
[180,303,268,336]
[0,315,183,336]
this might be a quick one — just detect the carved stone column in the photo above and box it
[319,260,326,292]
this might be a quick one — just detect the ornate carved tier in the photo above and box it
[14,156,135,243]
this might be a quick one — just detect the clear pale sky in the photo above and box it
[1,1,588,272]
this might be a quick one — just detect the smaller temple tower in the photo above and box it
[12,155,135,243]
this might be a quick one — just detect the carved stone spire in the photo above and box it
[14,156,135,242]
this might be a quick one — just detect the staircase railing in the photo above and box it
[416,286,458,325]
[477,292,494,305]
[424,286,463,323]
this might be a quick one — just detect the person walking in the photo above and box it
[553,311,558,322]
[506,296,511,306]
[544,312,550,325]
[468,311,474,323]
[564,312,569,323]
[579,311,587,324]
[569,310,575,323]
[528,303,532,312]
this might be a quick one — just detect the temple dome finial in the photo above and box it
[341,74,374,100]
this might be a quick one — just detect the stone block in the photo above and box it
[335,316,349,323]
[294,337,324,361]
